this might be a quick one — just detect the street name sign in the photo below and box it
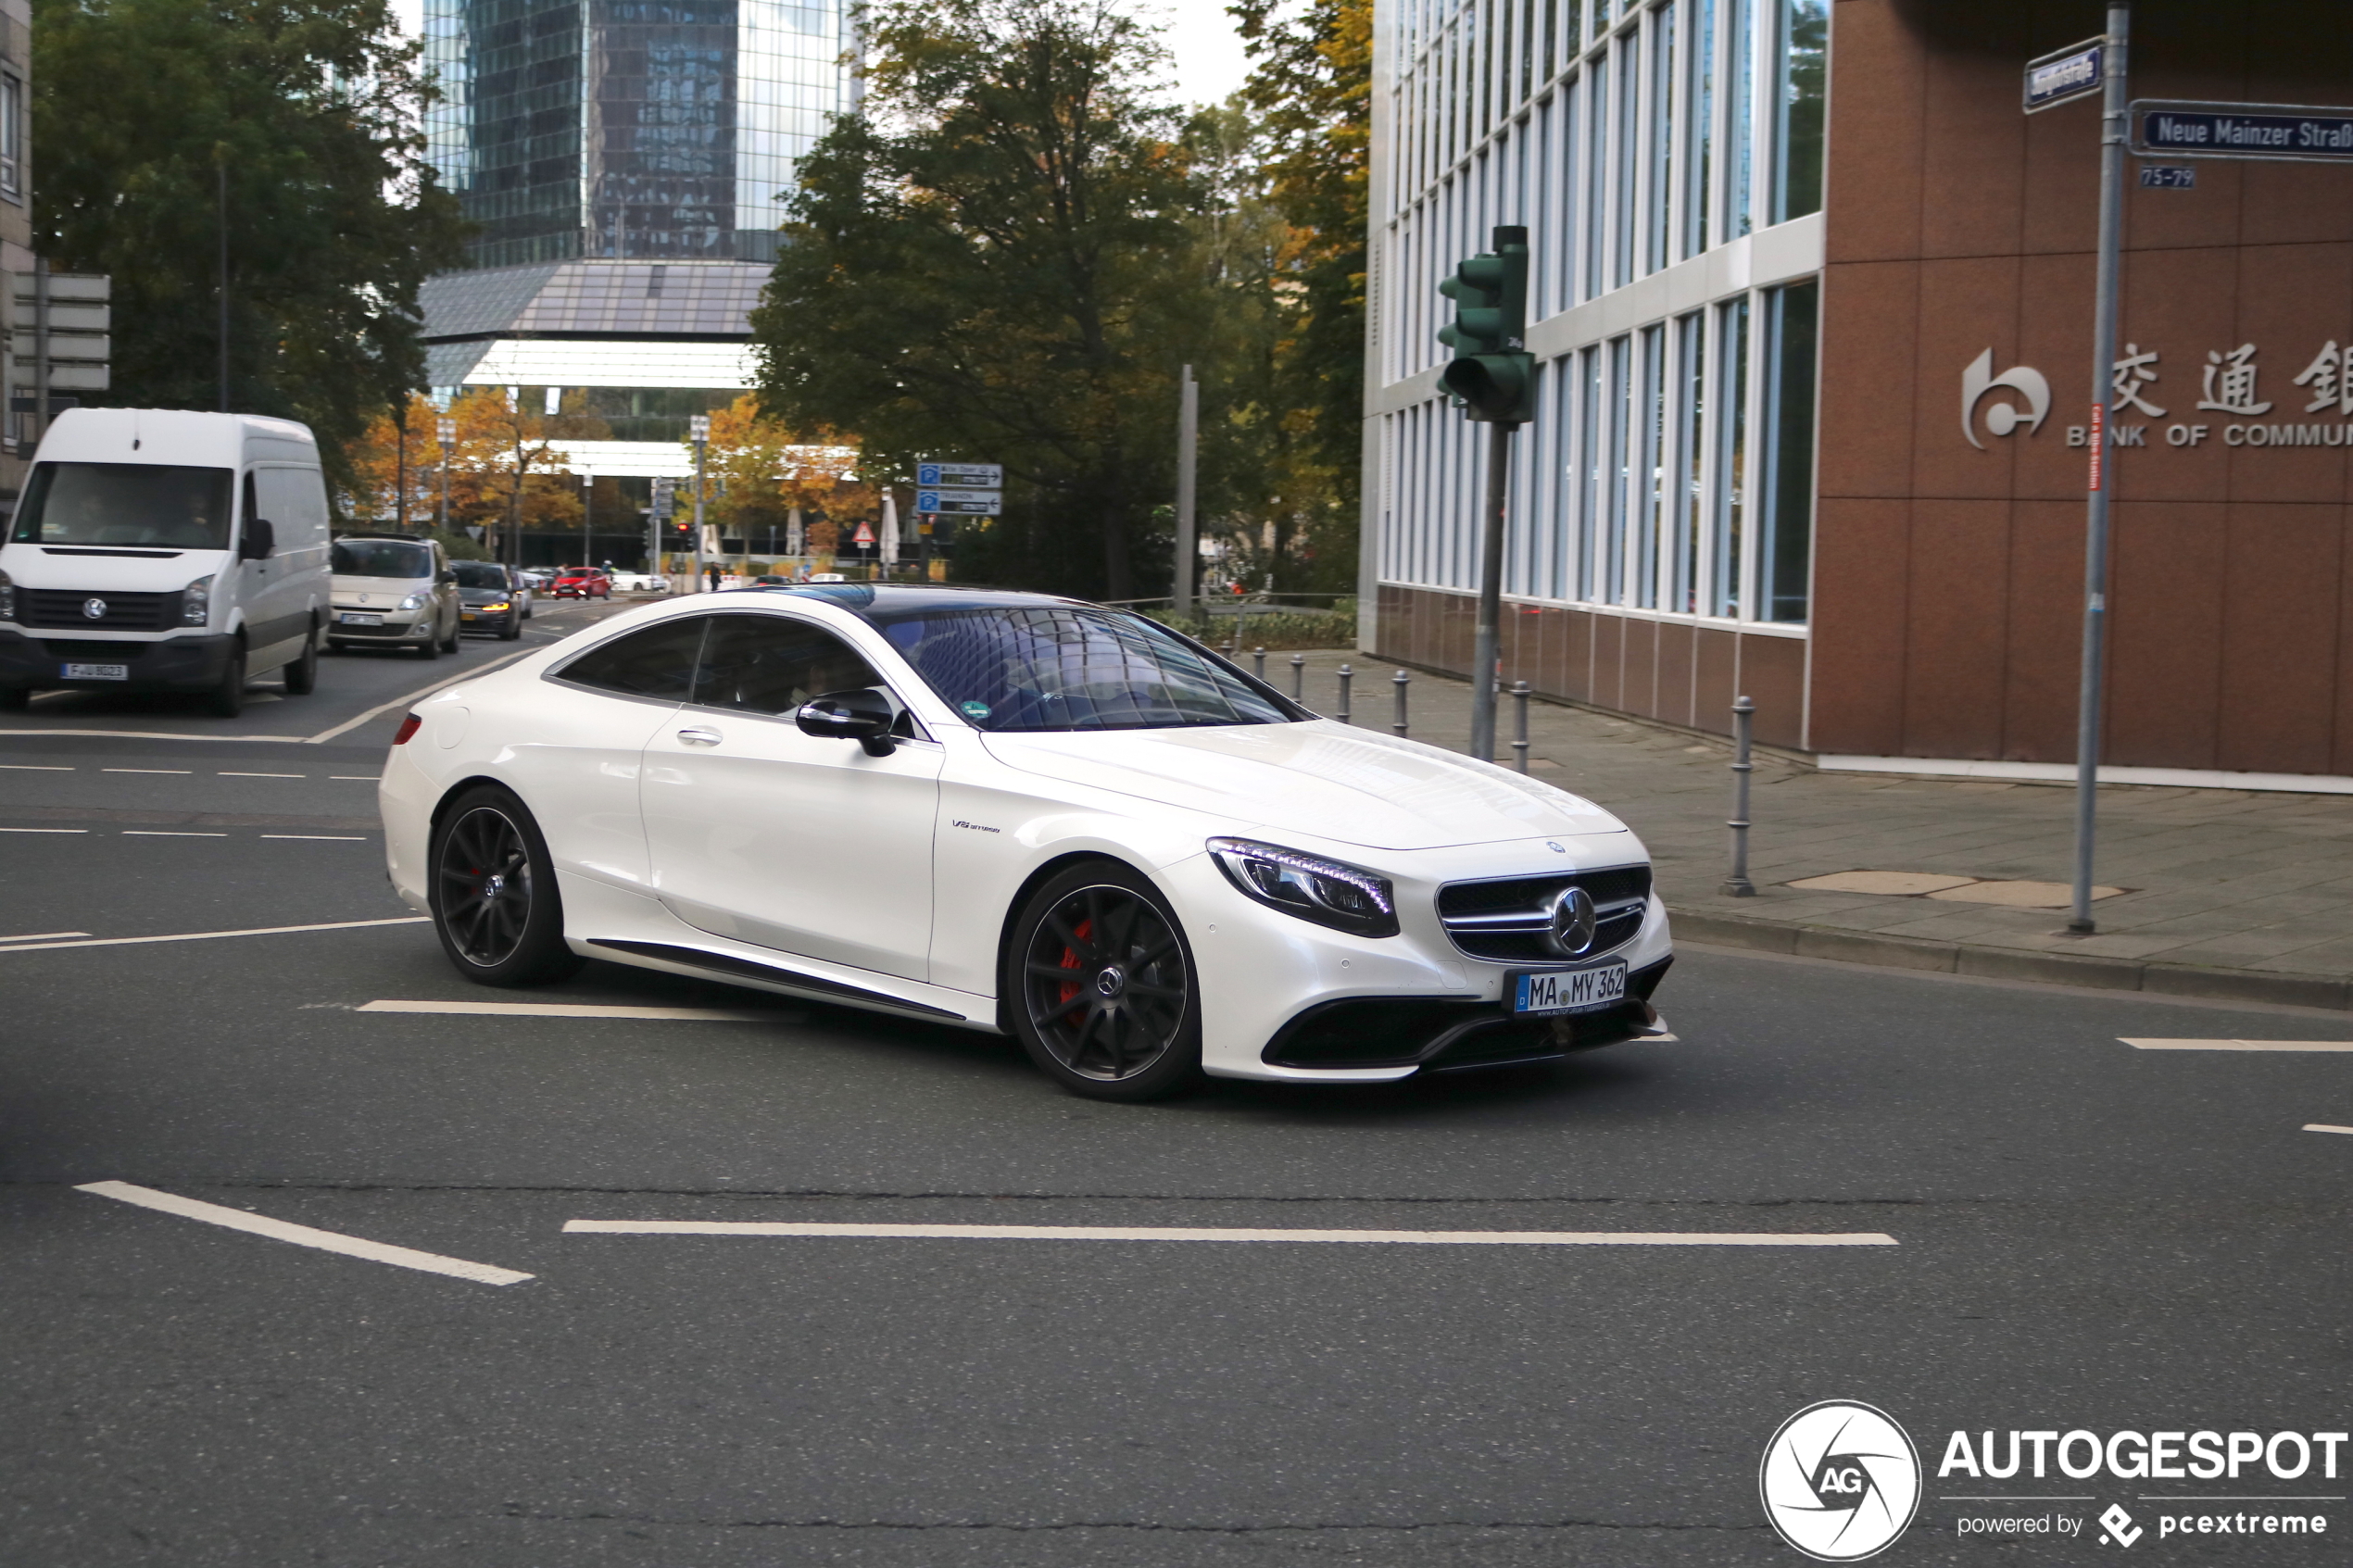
[2133,99,2353,162]
[2023,38,2103,114]
[916,487,1003,515]
[916,462,1002,488]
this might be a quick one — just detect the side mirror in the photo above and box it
[239,517,275,561]
[439,570,458,585]
[797,687,897,757]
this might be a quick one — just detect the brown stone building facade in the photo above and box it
[1362,0,2353,787]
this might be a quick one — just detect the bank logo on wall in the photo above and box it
[1761,1400,1923,1562]
[1962,349,2052,447]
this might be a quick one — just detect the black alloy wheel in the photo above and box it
[1009,860,1202,1101]
[428,786,584,985]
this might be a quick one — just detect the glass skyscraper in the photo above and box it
[417,0,852,500]
[425,0,849,268]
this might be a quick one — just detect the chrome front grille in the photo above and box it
[1435,865,1652,963]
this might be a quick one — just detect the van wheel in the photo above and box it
[0,687,28,711]
[283,627,321,695]
[204,644,246,719]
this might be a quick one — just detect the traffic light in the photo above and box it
[1437,225,1535,424]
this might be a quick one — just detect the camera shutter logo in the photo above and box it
[1760,1400,1921,1562]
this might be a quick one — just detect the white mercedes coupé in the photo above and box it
[377,585,1673,1099]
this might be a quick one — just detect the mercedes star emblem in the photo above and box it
[1546,886,1599,957]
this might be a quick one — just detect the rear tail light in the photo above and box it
[392,712,423,746]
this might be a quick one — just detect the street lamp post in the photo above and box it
[581,470,594,572]
[689,414,711,592]
[435,416,455,537]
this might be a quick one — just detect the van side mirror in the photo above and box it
[239,517,275,561]
[797,688,897,757]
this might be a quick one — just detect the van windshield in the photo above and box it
[9,462,235,550]
[333,538,434,579]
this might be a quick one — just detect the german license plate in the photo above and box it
[339,612,384,625]
[62,661,128,681]
[1510,961,1628,1016]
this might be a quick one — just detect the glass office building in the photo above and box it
[419,0,852,486]
[425,0,850,268]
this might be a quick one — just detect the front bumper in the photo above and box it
[328,609,433,643]
[0,628,237,691]
[1161,840,1675,1083]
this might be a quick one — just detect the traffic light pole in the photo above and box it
[1467,421,1513,762]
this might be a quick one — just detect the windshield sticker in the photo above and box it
[961,700,992,721]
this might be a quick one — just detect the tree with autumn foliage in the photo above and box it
[341,389,611,560]
[694,394,874,564]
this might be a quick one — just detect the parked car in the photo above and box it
[453,559,527,640]
[551,568,611,600]
[329,534,460,659]
[609,571,670,594]
[751,574,793,586]
[807,571,847,583]
[379,586,1671,1101]
[518,569,556,592]
[0,408,333,717]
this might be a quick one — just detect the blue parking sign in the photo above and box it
[917,463,942,487]
[917,490,942,511]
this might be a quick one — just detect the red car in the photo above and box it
[550,569,610,600]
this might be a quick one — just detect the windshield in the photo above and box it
[451,561,508,590]
[333,538,434,579]
[9,462,234,550]
[873,605,1299,732]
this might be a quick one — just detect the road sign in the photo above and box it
[916,462,1002,488]
[916,489,1002,515]
[2023,37,2103,114]
[2132,99,2353,162]
[852,521,875,547]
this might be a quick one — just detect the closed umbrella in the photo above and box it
[880,491,900,569]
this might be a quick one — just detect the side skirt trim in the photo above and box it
[585,937,965,1021]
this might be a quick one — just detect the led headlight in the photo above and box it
[484,601,510,611]
[0,568,13,621]
[398,593,427,611]
[180,573,215,626]
[1207,837,1399,937]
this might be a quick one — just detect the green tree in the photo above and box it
[33,0,464,493]
[1227,0,1370,594]
[751,0,1208,600]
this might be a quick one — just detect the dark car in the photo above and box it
[453,560,527,640]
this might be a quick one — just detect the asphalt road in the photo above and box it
[2,621,2349,1566]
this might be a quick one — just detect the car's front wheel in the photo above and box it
[428,785,585,986]
[1006,859,1202,1101]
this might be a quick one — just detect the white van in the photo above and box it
[0,408,332,718]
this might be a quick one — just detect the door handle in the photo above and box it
[676,725,723,746]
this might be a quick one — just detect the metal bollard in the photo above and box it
[1290,651,1305,700]
[1392,669,1410,737]
[1510,681,1530,773]
[1253,646,1266,681]
[1337,664,1353,724]
[1721,695,1756,897]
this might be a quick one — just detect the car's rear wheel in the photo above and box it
[429,786,584,986]
[1006,859,1202,1101]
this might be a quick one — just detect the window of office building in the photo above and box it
[1757,279,1818,622]
[1771,0,1827,222]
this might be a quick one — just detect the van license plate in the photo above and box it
[339,612,384,625]
[1510,961,1628,1016]
[62,662,129,681]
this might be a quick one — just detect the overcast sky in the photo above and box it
[384,3,1257,111]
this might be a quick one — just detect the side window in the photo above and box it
[241,471,259,530]
[557,617,710,701]
[692,614,883,717]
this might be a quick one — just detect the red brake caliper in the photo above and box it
[1057,918,1093,1011]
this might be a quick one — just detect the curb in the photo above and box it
[1669,909,2353,1012]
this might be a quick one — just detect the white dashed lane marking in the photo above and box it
[0,917,428,953]
[2123,1038,2353,1052]
[0,764,71,771]
[0,931,90,944]
[102,768,191,774]
[359,999,805,1022]
[122,831,229,838]
[0,827,85,834]
[78,1182,533,1286]
[260,834,368,842]
[564,1221,1902,1247]
[2305,1124,2353,1135]
[220,771,305,779]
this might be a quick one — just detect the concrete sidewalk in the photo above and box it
[1259,649,2353,1011]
